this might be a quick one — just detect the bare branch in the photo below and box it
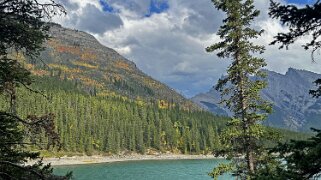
[0,161,45,180]
[0,172,19,180]
[0,112,45,126]
[19,82,48,100]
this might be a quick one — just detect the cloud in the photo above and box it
[109,0,151,17]
[52,0,321,98]
[56,0,79,10]
[52,0,123,34]
[75,4,123,34]
[93,0,229,97]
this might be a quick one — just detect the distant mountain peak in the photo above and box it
[192,68,321,132]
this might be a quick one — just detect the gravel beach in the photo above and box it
[26,154,218,166]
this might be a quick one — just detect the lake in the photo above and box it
[54,159,232,180]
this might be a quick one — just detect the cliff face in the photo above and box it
[192,68,321,131]
[26,24,198,110]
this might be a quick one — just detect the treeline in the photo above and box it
[0,76,227,155]
[0,76,309,155]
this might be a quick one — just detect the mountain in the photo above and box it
[3,23,227,155]
[2,24,308,155]
[22,23,197,110]
[192,68,321,132]
[0,75,227,155]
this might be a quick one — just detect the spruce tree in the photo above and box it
[250,2,321,177]
[254,128,321,179]
[206,0,272,178]
[0,0,70,179]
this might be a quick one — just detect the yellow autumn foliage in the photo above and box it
[72,61,98,69]
[143,78,161,88]
[97,91,110,97]
[78,76,104,88]
[48,64,82,73]
[24,63,35,70]
[81,52,97,61]
[158,100,176,109]
[114,61,132,71]
[136,99,145,107]
[158,100,169,109]
[30,69,49,76]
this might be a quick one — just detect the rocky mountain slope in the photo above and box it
[192,68,321,131]
[23,23,197,110]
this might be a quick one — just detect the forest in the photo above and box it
[0,75,309,156]
[0,75,225,155]
[0,0,321,180]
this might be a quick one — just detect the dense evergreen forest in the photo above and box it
[0,75,309,156]
[0,76,227,155]
[1,0,320,179]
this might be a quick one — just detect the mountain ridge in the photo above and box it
[192,68,321,132]
[23,23,198,110]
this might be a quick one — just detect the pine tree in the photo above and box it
[206,0,272,178]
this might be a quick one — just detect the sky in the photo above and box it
[51,0,321,98]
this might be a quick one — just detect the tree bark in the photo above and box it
[235,36,255,175]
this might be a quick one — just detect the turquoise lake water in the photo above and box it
[54,159,233,180]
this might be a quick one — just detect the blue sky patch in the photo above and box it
[286,0,316,4]
[145,0,169,17]
[99,0,115,13]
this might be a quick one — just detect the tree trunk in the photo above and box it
[235,37,255,175]
[5,82,17,115]
[247,150,255,173]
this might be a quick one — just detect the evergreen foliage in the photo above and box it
[206,0,273,178]
[269,0,321,99]
[0,76,307,157]
[254,128,321,180]
[269,0,321,61]
[267,1,321,179]
[0,76,228,155]
[0,112,71,180]
[0,0,71,179]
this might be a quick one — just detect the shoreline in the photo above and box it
[27,154,220,166]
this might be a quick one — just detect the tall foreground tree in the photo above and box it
[206,0,271,178]
[0,0,70,179]
[252,1,321,179]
